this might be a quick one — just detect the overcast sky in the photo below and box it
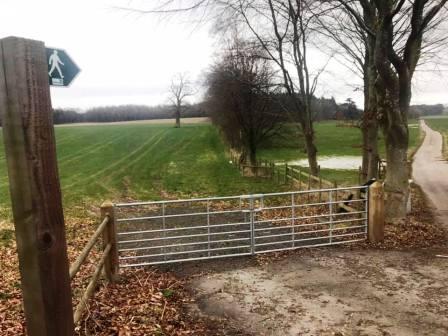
[1,0,447,110]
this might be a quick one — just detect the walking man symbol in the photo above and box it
[48,49,64,79]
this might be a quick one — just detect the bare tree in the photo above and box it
[315,3,380,182]
[129,0,326,175]
[206,37,282,167]
[338,0,448,219]
[218,0,329,175]
[168,73,194,128]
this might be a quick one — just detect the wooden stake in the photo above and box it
[0,36,74,335]
[100,201,119,282]
[368,182,385,243]
[319,176,322,202]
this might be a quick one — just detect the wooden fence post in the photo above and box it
[0,37,74,335]
[101,201,119,282]
[284,163,288,184]
[368,182,385,243]
[319,175,323,202]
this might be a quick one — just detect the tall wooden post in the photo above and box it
[100,201,119,282]
[0,37,74,335]
[368,181,385,243]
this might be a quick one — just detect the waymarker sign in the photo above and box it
[46,47,80,87]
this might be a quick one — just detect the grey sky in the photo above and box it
[1,0,447,109]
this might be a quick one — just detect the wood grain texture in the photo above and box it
[368,181,385,243]
[101,201,119,282]
[0,36,74,335]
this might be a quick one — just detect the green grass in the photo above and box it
[424,116,448,159]
[0,123,286,213]
[0,120,422,225]
[259,120,420,162]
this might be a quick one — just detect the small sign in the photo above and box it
[46,48,80,87]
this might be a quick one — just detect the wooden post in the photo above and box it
[357,166,362,199]
[358,166,362,185]
[0,37,74,335]
[368,182,385,243]
[319,175,323,202]
[100,201,119,282]
[284,163,288,184]
[334,181,338,205]
[307,172,311,202]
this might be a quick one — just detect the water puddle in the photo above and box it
[286,155,362,170]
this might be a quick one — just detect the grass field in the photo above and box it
[424,116,448,159]
[0,120,421,224]
[259,120,420,184]
[259,120,420,161]
[0,123,285,214]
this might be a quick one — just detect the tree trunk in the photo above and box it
[384,129,409,219]
[303,128,318,176]
[361,30,379,182]
[361,128,369,181]
[248,145,257,166]
[375,77,410,219]
[366,123,379,179]
[247,141,258,175]
[361,120,379,181]
[175,106,181,128]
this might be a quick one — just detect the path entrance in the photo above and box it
[413,120,448,225]
[181,247,448,336]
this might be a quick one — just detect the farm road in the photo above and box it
[413,119,448,225]
[172,247,448,336]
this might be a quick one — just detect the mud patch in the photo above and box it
[185,248,448,336]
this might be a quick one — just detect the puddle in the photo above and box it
[285,155,362,170]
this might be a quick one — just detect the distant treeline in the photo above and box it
[52,104,208,124]
[409,104,445,118]
[0,101,443,126]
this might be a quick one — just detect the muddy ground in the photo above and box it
[163,245,448,336]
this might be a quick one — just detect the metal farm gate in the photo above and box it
[115,186,368,267]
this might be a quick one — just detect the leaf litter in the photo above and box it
[0,184,446,335]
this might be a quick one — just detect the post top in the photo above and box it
[101,201,114,208]
[370,181,384,189]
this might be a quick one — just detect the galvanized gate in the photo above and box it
[115,186,368,267]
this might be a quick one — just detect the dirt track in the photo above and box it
[413,120,448,225]
[170,246,448,336]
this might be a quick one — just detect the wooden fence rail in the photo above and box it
[69,201,118,325]
[69,215,109,280]
[230,153,361,214]
[73,244,112,324]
